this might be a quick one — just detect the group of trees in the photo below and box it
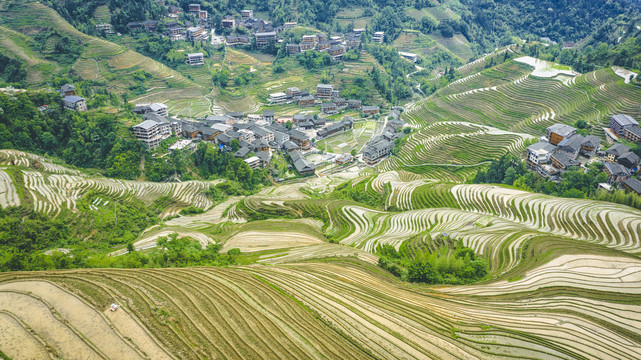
[0,92,140,173]
[377,239,488,285]
[193,142,268,190]
[474,154,641,210]
[0,53,27,86]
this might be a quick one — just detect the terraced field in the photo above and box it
[2,151,641,358]
[2,253,639,359]
[394,54,641,180]
[0,150,219,216]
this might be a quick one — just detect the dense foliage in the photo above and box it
[0,92,141,172]
[377,238,488,285]
[193,142,268,189]
[0,53,27,86]
[474,154,641,210]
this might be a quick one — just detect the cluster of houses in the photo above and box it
[525,114,641,195]
[362,109,406,165]
[130,104,382,176]
[269,83,380,116]
[284,30,364,60]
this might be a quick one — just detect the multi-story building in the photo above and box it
[289,129,311,150]
[316,84,334,99]
[298,95,315,106]
[302,34,317,44]
[624,125,641,143]
[62,96,87,111]
[372,31,384,43]
[283,22,297,29]
[286,87,301,98]
[269,92,288,104]
[255,31,277,48]
[189,4,201,12]
[609,114,639,136]
[286,44,300,54]
[546,124,576,145]
[623,178,641,195]
[605,143,631,162]
[327,44,346,60]
[299,42,315,52]
[525,141,556,168]
[132,117,172,149]
[187,26,207,41]
[321,102,338,114]
[221,17,236,28]
[186,52,205,66]
[362,105,380,115]
[60,84,75,96]
[262,110,275,122]
[241,9,253,18]
[363,139,392,164]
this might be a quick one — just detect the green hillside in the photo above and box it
[0,1,205,109]
[387,51,641,181]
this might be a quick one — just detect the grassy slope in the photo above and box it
[0,1,206,113]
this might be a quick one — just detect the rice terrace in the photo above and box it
[2,0,641,359]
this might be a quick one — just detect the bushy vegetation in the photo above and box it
[330,178,388,208]
[377,237,488,285]
[474,154,641,209]
[0,53,27,86]
[0,92,142,174]
[193,142,268,189]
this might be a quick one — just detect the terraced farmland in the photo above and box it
[3,254,639,359]
[394,55,641,180]
[0,150,219,216]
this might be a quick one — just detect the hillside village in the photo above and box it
[122,78,406,179]
[526,114,641,195]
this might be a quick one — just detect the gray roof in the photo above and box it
[552,152,579,168]
[321,102,337,108]
[188,52,204,58]
[255,150,271,162]
[234,147,251,158]
[626,126,641,137]
[619,152,640,164]
[216,133,233,144]
[605,161,630,176]
[606,143,631,157]
[363,105,379,111]
[317,84,333,89]
[61,84,75,92]
[611,114,639,127]
[251,126,273,138]
[283,141,299,151]
[263,110,275,116]
[133,120,159,130]
[624,178,641,193]
[547,123,576,137]
[63,95,85,103]
[557,134,585,151]
[289,129,310,141]
[255,31,276,36]
[252,138,270,149]
[143,113,169,123]
[581,135,601,148]
[290,150,303,161]
[299,95,315,101]
[527,141,556,153]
